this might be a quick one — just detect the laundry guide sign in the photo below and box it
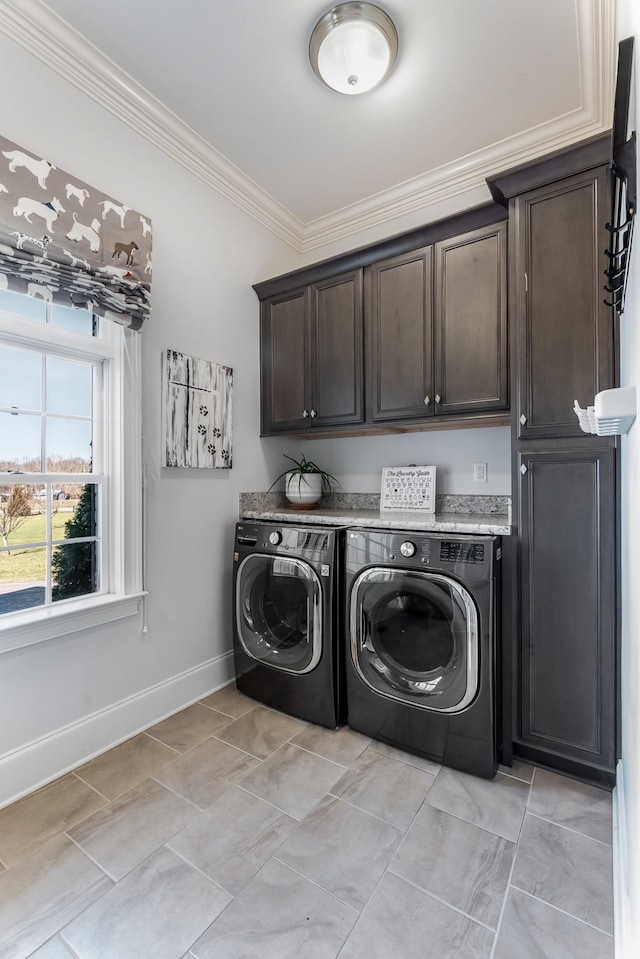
[380,466,436,512]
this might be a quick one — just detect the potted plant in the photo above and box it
[269,453,339,509]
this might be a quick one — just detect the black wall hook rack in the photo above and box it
[604,37,636,314]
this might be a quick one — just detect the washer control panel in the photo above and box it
[399,541,416,557]
[440,541,485,565]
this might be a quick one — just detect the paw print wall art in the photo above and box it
[163,349,233,469]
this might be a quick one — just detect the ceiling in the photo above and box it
[1,0,615,251]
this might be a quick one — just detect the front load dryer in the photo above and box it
[233,520,345,728]
[345,527,500,778]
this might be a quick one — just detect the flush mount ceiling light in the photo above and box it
[309,2,399,95]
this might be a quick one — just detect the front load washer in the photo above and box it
[345,527,501,778]
[233,521,345,728]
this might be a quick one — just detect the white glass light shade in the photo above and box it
[310,3,398,95]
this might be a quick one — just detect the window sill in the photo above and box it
[0,593,146,654]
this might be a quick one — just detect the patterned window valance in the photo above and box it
[0,134,151,330]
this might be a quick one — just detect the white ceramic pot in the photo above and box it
[285,471,323,507]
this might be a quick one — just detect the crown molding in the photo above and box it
[0,0,614,255]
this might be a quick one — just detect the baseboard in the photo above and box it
[0,650,235,809]
[613,758,633,958]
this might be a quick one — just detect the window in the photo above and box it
[0,290,143,651]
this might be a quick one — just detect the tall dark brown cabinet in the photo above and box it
[489,137,618,785]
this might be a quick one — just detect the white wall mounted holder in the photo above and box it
[574,386,636,435]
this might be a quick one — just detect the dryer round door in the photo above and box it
[236,553,322,674]
[350,567,479,712]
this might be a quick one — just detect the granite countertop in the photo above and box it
[239,493,512,536]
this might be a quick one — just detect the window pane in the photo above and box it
[0,547,46,615]
[0,346,41,411]
[46,418,92,472]
[0,412,42,471]
[50,304,96,336]
[46,357,93,417]
[51,483,97,543]
[0,288,46,323]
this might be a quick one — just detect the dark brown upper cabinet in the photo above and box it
[434,222,508,416]
[367,222,508,425]
[260,270,363,435]
[511,166,614,440]
[367,247,433,422]
[255,202,509,437]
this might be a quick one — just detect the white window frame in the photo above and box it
[0,308,144,654]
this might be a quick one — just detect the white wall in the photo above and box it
[0,32,300,806]
[616,2,640,955]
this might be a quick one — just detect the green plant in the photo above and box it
[51,484,97,601]
[268,453,339,496]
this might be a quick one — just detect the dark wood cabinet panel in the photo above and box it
[434,222,508,415]
[367,247,433,422]
[516,446,616,777]
[311,271,364,428]
[260,288,309,433]
[260,272,364,435]
[514,167,614,439]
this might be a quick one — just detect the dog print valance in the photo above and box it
[0,134,151,330]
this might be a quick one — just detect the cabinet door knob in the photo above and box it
[435,394,441,404]
[520,413,527,426]
[303,409,309,418]
[520,463,528,475]
[310,409,317,418]
[424,395,430,406]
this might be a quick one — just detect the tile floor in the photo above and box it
[0,685,614,958]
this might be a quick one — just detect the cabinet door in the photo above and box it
[514,167,614,439]
[310,271,364,428]
[367,247,433,422]
[260,288,310,434]
[517,445,616,775]
[434,222,508,415]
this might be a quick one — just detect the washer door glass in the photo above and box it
[351,568,479,712]
[236,554,322,674]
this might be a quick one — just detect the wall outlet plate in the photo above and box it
[474,462,487,483]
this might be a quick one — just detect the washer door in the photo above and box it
[350,567,479,712]
[236,554,322,674]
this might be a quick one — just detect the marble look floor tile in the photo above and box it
[60,846,230,959]
[75,733,179,800]
[153,736,259,809]
[26,936,76,958]
[146,703,231,752]
[239,742,345,820]
[364,740,441,774]
[426,767,529,842]
[330,749,436,829]
[339,872,494,959]
[527,768,613,845]
[215,705,306,760]
[277,794,402,911]
[0,774,105,867]
[168,786,296,895]
[68,778,199,880]
[494,887,614,959]
[389,803,515,928]
[0,834,112,959]
[191,858,357,959]
[511,814,614,934]
[498,760,535,783]
[200,684,256,719]
[291,724,371,767]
